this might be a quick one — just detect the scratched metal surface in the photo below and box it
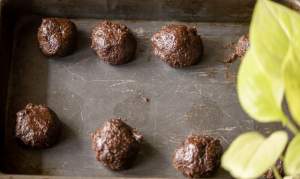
[2,16,255,178]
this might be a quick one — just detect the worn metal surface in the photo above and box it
[2,16,250,178]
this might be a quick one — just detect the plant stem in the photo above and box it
[286,120,299,135]
[272,166,283,179]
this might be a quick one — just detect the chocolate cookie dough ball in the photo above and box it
[235,34,249,58]
[151,24,203,68]
[91,21,137,65]
[227,34,249,63]
[15,103,61,148]
[37,18,77,57]
[264,160,285,179]
[173,135,223,178]
[91,118,143,170]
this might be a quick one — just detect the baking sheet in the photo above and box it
[1,16,254,178]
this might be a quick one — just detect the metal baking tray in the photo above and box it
[0,0,299,178]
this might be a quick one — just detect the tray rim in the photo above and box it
[0,175,229,179]
[1,0,300,178]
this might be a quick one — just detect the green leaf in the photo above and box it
[283,176,300,179]
[238,0,300,124]
[250,0,300,80]
[283,48,300,126]
[285,134,300,175]
[222,131,288,178]
[237,0,300,124]
[238,50,286,123]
